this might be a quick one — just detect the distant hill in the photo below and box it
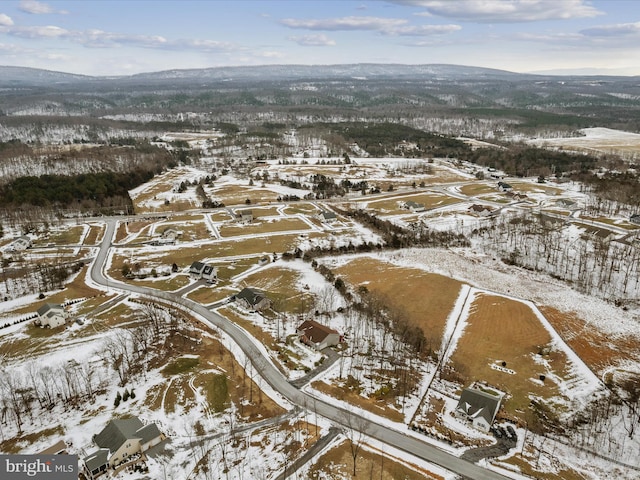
[0,63,537,88]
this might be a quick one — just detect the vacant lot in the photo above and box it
[366,193,461,215]
[334,257,462,347]
[308,440,443,480]
[449,294,561,415]
[219,218,311,238]
[211,184,279,206]
[242,266,317,314]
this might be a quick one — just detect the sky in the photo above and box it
[0,0,639,76]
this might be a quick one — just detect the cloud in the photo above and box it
[280,15,459,36]
[289,34,336,46]
[0,23,243,52]
[580,22,640,37]
[280,16,407,32]
[0,14,13,26]
[19,0,67,15]
[388,0,603,22]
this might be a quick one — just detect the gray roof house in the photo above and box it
[36,303,67,328]
[189,261,206,278]
[235,287,271,311]
[83,448,110,480]
[454,386,503,432]
[317,211,338,223]
[83,417,165,477]
[8,235,32,252]
[405,201,426,213]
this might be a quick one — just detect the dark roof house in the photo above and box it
[235,287,270,311]
[455,386,503,432]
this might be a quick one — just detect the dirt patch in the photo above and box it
[219,218,311,238]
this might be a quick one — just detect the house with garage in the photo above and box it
[404,200,426,213]
[236,209,253,223]
[202,264,217,282]
[234,287,271,311]
[469,204,494,217]
[36,303,68,328]
[189,261,206,278]
[497,181,513,192]
[7,235,32,252]
[297,319,342,350]
[317,210,338,223]
[454,385,503,432]
[82,417,165,479]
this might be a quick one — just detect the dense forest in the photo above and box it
[0,171,153,210]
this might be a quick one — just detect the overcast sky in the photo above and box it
[0,0,638,76]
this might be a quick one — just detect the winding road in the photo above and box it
[90,219,512,480]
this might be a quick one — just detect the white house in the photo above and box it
[36,303,68,328]
[317,211,338,223]
[7,235,32,252]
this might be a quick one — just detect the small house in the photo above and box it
[237,209,253,223]
[497,182,512,192]
[630,214,640,226]
[405,201,426,213]
[297,319,341,350]
[36,303,68,328]
[161,228,180,241]
[202,264,217,282]
[234,287,271,311]
[8,235,32,252]
[317,211,338,223]
[454,385,503,432]
[469,204,494,217]
[189,261,206,279]
[556,199,578,210]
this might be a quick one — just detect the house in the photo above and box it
[202,264,217,282]
[7,235,32,252]
[469,204,494,217]
[405,201,426,213]
[630,214,640,226]
[161,228,180,241]
[317,211,338,223]
[454,385,503,432]
[297,319,341,350]
[83,448,110,480]
[556,199,578,210]
[582,226,615,242]
[83,417,165,478]
[36,303,68,328]
[497,182,512,192]
[237,209,253,223]
[38,439,68,455]
[234,287,271,311]
[189,261,206,278]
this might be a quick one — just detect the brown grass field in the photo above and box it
[241,266,317,314]
[282,203,320,215]
[187,285,234,304]
[212,185,279,206]
[131,275,191,292]
[32,225,85,246]
[219,218,311,238]
[334,257,462,347]
[307,439,443,480]
[208,211,233,222]
[83,224,106,245]
[449,294,563,416]
[458,183,497,196]
[499,451,588,480]
[540,306,640,374]
[366,193,461,214]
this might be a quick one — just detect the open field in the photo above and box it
[242,266,317,314]
[458,184,496,196]
[219,217,311,238]
[32,225,85,246]
[186,285,234,304]
[130,275,191,292]
[282,203,320,215]
[540,306,640,373]
[83,224,105,245]
[212,184,279,206]
[334,257,462,347]
[448,294,561,416]
[365,193,461,215]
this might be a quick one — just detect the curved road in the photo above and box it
[90,220,511,480]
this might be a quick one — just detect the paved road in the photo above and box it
[90,220,512,480]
